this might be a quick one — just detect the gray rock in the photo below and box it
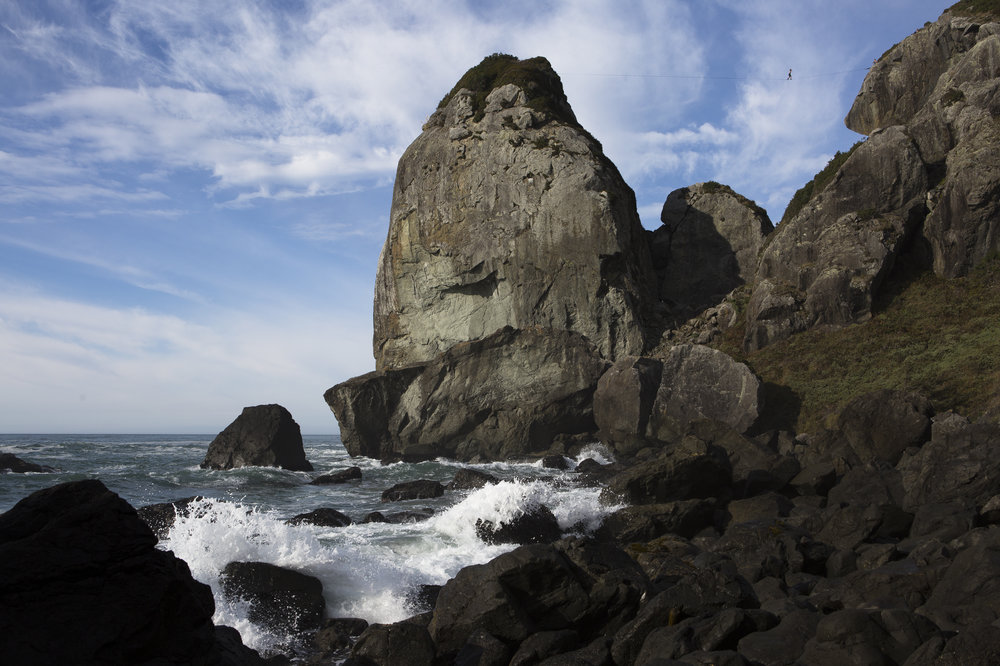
[653,182,772,312]
[326,327,608,462]
[201,404,312,472]
[836,389,934,465]
[601,436,731,506]
[373,55,655,370]
[593,356,662,454]
[647,345,763,441]
[136,495,205,539]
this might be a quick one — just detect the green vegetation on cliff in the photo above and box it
[780,142,864,224]
[948,0,1000,20]
[438,53,578,126]
[718,259,1000,433]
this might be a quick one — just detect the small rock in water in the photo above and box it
[475,505,562,545]
[310,466,362,485]
[136,495,205,539]
[285,507,353,527]
[381,479,445,502]
[0,452,55,473]
[447,468,500,491]
[541,454,570,470]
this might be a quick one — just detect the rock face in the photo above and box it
[746,10,1000,351]
[652,182,773,313]
[201,404,312,471]
[372,54,655,370]
[0,480,262,665]
[326,326,608,462]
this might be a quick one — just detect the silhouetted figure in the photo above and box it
[787,68,792,80]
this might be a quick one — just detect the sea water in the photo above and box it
[0,434,620,656]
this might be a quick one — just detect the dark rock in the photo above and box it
[362,511,388,523]
[692,422,799,498]
[736,608,820,666]
[725,493,794,527]
[312,617,369,654]
[920,530,1000,630]
[348,621,435,666]
[601,436,731,505]
[509,629,579,666]
[381,479,444,502]
[788,462,839,497]
[428,538,648,655]
[453,629,512,666]
[327,327,609,462]
[710,519,808,583]
[816,502,912,551]
[407,584,442,614]
[448,468,500,491]
[903,623,1000,665]
[220,561,325,635]
[593,356,663,454]
[286,508,353,528]
[835,389,934,465]
[382,509,435,523]
[0,452,54,473]
[475,504,563,545]
[633,608,776,665]
[201,404,312,472]
[537,636,612,665]
[809,556,944,613]
[310,466,362,485]
[541,454,570,470]
[799,608,941,666]
[907,501,976,543]
[0,479,263,665]
[597,499,717,543]
[646,345,763,442]
[136,495,204,539]
[827,466,905,509]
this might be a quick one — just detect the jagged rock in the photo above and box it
[736,608,820,666]
[220,561,325,636]
[373,54,655,370]
[509,629,579,665]
[799,608,941,666]
[690,421,800,498]
[312,617,368,656]
[633,608,776,665]
[326,327,608,462]
[201,404,312,472]
[0,480,263,665]
[348,621,436,666]
[596,499,717,543]
[903,623,1000,665]
[285,507,353,527]
[919,529,1000,630]
[475,504,563,545]
[835,389,934,465]
[652,182,773,313]
[381,480,444,502]
[453,629,512,666]
[310,466,362,485]
[0,452,54,473]
[646,345,763,442]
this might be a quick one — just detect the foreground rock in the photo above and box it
[221,561,326,636]
[327,327,608,462]
[202,404,312,471]
[373,53,655,370]
[0,480,263,665]
[0,452,55,473]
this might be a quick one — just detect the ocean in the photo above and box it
[0,433,619,657]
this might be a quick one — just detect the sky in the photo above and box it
[0,0,949,434]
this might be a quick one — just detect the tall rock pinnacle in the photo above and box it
[373,54,655,370]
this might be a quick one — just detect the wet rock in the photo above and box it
[448,468,500,491]
[381,480,444,502]
[475,504,563,545]
[286,507,353,528]
[312,617,369,656]
[136,495,204,539]
[220,561,325,636]
[509,629,579,666]
[310,466,362,485]
[541,454,570,470]
[0,479,263,665]
[201,404,312,472]
[0,452,54,473]
[347,621,435,666]
[453,629,512,666]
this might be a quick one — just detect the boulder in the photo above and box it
[475,504,563,545]
[736,608,820,666]
[919,530,1000,630]
[798,608,940,666]
[652,182,773,313]
[835,389,934,465]
[201,404,312,471]
[593,356,663,453]
[220,561,325,636]
[903,623,1000,665]
[326,326,609,462]
[596,499,717,543]
[0,452,54,473]
[381,480,444,502]
[647,345,763,442]
[373,54,655,371]
[633,608,776,665]
[285,507,353,527]
[312,617,369,657]
[310,466,362,485]
[0,480,263,665]
[348,621,436,666]
[136,495,204,539]
[448,468,500,491]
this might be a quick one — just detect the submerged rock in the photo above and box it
[0,480,263,665]
[0,452,54,474]
[201,404,312,472]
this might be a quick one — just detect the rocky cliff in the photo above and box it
[745,7,1000,350]
[373,54,655,370]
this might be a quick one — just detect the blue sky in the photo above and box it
[1,0,948,433]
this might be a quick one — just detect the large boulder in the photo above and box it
[0,480,263,665]
[746,9,1000,351]
[220,561,326,636]
[201,404,312,471]
[373,54,655,371]
[652,182,773,313]
[326,326,608,462]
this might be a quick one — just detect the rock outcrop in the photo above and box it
[0,452,55,473]
[372,54,655,370]
[746,8,1000,351]
[0,480,263,665]
[652,182,773,315]
[327,326,608,462]
[201,404,312,471]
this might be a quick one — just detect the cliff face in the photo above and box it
[745,10,1000,351]
[373,55,655,370]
